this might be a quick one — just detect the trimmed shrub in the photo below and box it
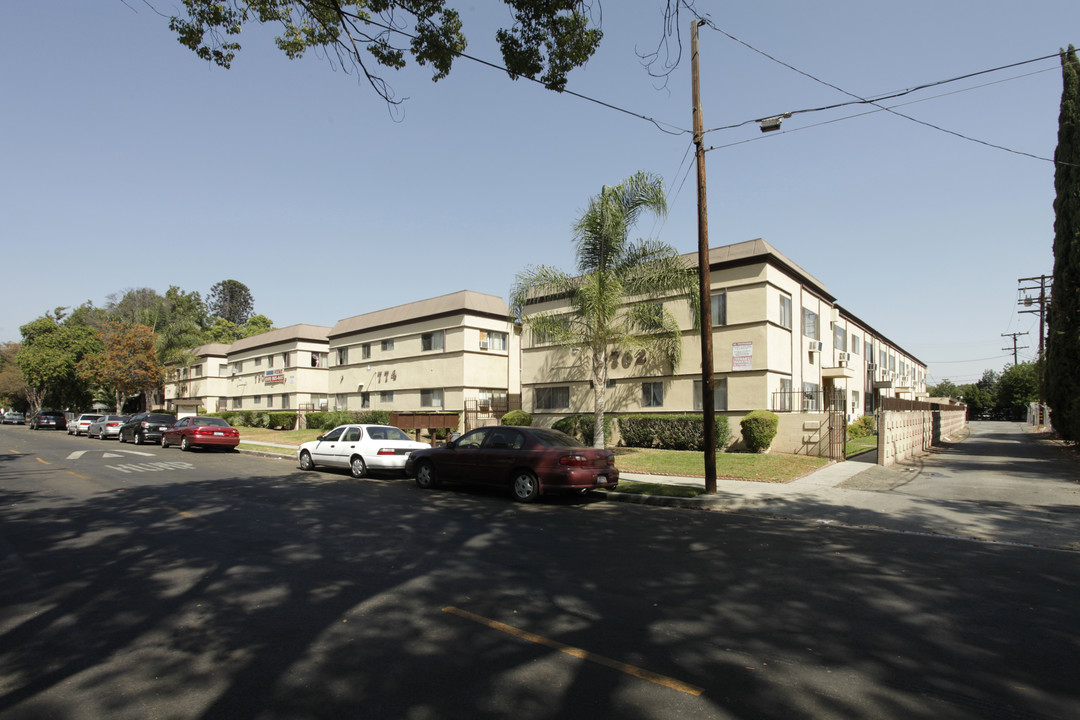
[267,412,297,430]
[356,410,392,426]
[847,414,876,439]
[617,414,731,452]
[552,413,614,446]
[501,410,533,426]
[741,410,779,453]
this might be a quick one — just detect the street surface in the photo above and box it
[1,424,1078,719]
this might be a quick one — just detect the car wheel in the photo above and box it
[100,432,106,441]
[180,437,190,451]
[511,470,541,503]
[349,456,367,479]
[414,460,440,489]
[133,432,143,445]
[161,435,170,449]
[299,450,315,471]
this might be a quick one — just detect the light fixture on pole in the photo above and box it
[758,113,792,133]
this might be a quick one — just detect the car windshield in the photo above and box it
[194,417,229,427]
[529,428,584,448]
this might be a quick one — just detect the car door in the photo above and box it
[310,426,346,466]
[326,426,363,467]
[474,427,525,486]
[169,417,189,443]
[438,428,491,482]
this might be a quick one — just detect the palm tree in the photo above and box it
[509,171,699,448]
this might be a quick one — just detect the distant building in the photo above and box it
[224,324,331,412]
[163,343,231,414]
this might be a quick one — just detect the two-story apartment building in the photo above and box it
[325,290,521,418]
[163,343,231,414]
[519,238,926,431]
[224,324,332,411]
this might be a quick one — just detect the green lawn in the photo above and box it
[846,435,878,458]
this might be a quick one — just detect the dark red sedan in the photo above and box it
[405,426,619,503]
[161,416,240,451]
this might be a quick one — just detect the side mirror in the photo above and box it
[316,435,324,442]
[444,439,457,449]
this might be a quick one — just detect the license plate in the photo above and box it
[598,475,607,483]
[214,431,224,436]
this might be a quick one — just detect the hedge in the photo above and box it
[741,410,779,452]
[617,414,731,451]
[501,410,533,426]
[552,413,613,446]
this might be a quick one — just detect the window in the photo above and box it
[851,390,860,410]
[834,325,847,352]
[321,427,344,442]
[232,362,243,374]
[254,395,262,406]
[480,331,507,351]
[283,352,291,368]
[267,395,274,408]
[851,336,861,355]
[693,378,728,411]
[779,295,792,329]
[337,347,349,366]
[361,392,370,409]
[802,382,821,412]
[422,331,444,352]
[380,391,394,403]
[232,398,241,410]
[711,292,727,326]
[889,355,896,372]
[281,394,289,409]
[381,339,394,352]
[779,378,792,412]
[880,348,887,367]
[803,308,819,340]
[642,381,664,407]
[343,427,361,442]
[534,386,570,410]
[254,356,262,367]
[361,343,371,360]
[420,388,444,408]
[193,365,202,377]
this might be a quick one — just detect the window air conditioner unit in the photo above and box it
[479,340,489,350]
[808,341,822,353]
[868,363,878,371]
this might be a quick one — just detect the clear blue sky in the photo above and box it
[3,1,1076,387]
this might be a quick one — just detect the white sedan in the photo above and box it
[297,424,431,478]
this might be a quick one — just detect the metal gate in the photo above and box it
[826,388,847,462]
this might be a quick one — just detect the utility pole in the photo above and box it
[692,19,717,494]
[1018,274,1052,403]
[1001,332,1029,366]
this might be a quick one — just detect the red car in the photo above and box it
[405,426,619,503]
[161,416,240,451]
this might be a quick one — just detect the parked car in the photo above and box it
[298,424,431,478]
[28,411,67,431]
[162,416,240,451]
[117,412,176,445]
[68,413,103,436]
[87,415,128,440]
[405,426,619,503]
[2,411,25,425]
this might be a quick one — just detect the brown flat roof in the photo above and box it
[329,290,509,339]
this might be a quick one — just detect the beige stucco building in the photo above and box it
[163,343,232,414]
[325,290,521,422]
[224,324,332,411]
[519,238,927,431]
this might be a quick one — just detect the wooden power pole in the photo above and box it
[692,20,717,494]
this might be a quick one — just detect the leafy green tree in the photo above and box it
[510,171,698,448]
[1047,45,1080,442]
[957,383,993,418]
[209,279,255,327]
[998,362,1039,417]
[79,323,164,413]
[928,379,960,400]
[164,1,602,105]
[15,312,102,412]
[108,288,168,329]
[241,314,275,338]
[0,342,28,411]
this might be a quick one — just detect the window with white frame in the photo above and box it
[802,382,821,412]
[337,347,348,366]
[693,378,728,412]
[851,336,861,355]
[834,325,847,352]
[420,388,444,408]
[711,292,727,326]
[779,294,792,329]
[534,386,569,410]
[642,381,664,407]
[803,308,819,340]
[421,331,444,352]
[380,391,393,403]
[779,378,792,412]
[480,330,507,351]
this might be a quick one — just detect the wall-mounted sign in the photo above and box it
[265,369,285,383]
[732,341,753,371]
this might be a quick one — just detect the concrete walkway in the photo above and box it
[611,421,1080,551]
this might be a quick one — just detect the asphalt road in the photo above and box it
[1,425,1078,719]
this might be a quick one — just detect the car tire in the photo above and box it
[180,437,190,452]
[133,432,143,445]
[511,469,541,503]
[100,431,106,441]
[299,450,315,471]
[414,460,440,489]
[161,436,170,449]
[349,456,367,479]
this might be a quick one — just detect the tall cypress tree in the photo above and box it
[1047,45,1080,441]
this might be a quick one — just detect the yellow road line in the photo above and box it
[165,506,197,519]
[66,471,90,480]
[8,449,20,454]
[442,606,703,696]
[35,457,50,465]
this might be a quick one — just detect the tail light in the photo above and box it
[107,422,119,428]
[559,454,590,467]
[377,448,397,456]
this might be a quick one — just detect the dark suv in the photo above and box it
[29,411,67,430]
[118,412,176,445]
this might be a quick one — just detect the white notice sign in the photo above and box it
[732,341,753,371]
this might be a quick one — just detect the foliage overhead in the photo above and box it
[164,0,603,105]
[1047,45,1080,442]
[209,279,255,327]
[509,170,698,448]
[15,313,102,413]
[78,322,164,413]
